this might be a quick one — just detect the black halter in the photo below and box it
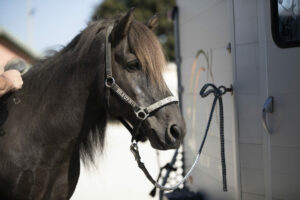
[105,25,178,141]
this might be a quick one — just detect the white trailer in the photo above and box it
[174,0,300,199]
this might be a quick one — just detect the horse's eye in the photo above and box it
[126,60,140,72]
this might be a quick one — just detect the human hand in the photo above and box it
[1,70,23,91]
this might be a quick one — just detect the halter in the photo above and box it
[105,25,178,141]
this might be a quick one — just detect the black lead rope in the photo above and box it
[199,83,232,192]
[144,83,233,196]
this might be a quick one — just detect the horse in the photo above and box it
[0,8,185,200]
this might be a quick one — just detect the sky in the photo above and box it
[0,0,102,55]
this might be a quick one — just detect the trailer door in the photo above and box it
[261,1,300,199]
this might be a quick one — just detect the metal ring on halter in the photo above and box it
[105,76,115,88]
[135,108,149,120]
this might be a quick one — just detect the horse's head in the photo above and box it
[105,9,185,150]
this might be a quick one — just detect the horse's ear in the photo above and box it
[111,8,135,44]
[147,13,159,31]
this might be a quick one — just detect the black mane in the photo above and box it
[18,19,114,165]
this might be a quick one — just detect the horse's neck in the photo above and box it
[9,57,106,142]
[21,65,90,107]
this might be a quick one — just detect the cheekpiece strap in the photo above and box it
[105,25,113,78]
[105,25,114,109]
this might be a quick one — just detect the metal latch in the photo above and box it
[262,96,274,134]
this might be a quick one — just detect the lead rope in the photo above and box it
[130,83,232,192]
[199,83,233,192]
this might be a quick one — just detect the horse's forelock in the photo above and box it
[128,20,167,90]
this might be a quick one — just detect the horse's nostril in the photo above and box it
[170,125,181,140]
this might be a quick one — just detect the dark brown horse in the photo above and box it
[0,9,185,199]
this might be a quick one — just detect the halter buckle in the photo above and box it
[135,108,149,120]
[105,76,115,88]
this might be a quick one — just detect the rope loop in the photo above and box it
[200,83,232,98]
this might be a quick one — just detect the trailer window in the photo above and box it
[271,0,300,48]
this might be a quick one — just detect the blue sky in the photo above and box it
[0,0,102,55]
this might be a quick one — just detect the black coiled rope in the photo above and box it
[199,83,232,191]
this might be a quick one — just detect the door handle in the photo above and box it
[262,96,274,134]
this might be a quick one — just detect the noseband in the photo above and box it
[105,25,178,141]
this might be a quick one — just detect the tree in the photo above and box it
[91,0,175,61]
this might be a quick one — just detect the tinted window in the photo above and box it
[271,0,300,48]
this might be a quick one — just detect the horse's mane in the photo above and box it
[23,20,107,90]
[20,15,167,165]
